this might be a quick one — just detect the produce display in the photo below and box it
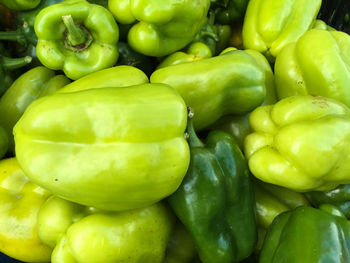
[0,0,349,262]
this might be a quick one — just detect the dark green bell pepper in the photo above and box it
[212,0,249,24]
[0,66,70,153]
[260,205,350,263]
[117,42,156,76]
[151,50,266,130]
[0,127,8,160]
[306,184,350,218]
[168,109,257,263]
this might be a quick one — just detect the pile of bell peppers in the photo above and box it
[0,0,350,262]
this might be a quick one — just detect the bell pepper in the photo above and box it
[253,180,310,251]
[242,0,322,60]
[59,65,149,93]
[0,0,64,67]
[37,196,174,263]
[212,0,249,24]
[108,0,210,57]
[35,0,119,80]
[168,110,257,263]
[275,29,350,107]
[306,184,350,218]
[0,66,70,153]
[117,42,156,76]
[210,114,251,150]
[14,82,189,211]
[0,158,52,263]
[260,205,350,263]
[244,95,350,192]
[151,49,266,130]
[164,221,198,263]
[220,47,277,105]
[0,0,40,10]
[157,42,212,69]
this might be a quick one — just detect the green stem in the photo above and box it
[2,56,32,70]
[186,107,205,148]
[62,15,88,47]
[0,31,27,46]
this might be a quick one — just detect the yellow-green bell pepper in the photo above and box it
[275,29,350,107]
[14,82,189,211]
[37,196,174,263]
[244,95,350,192]
[108,0,210,57]
[151,50,266,130]
[242,0,322,60]
[0,158,52,262]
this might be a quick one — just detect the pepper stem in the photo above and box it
[186,107,205,148]
[62,15,93,51]
[0,31,27,46]
[2,56,32,70]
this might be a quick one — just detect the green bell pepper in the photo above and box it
[35,0,119,80]
[151,50,266,130]
[210,114,251,150]
[212,0,249,24]
[0,158,52,263]
[164,221,198,263]
[253,180,310,251]
[157,42,212,69]
[244,95,350,192]
[168,111,257,263]
[306,184,350,218]
[260,205,350,263]
[59,65,149,93]
[242,0,322,60]
[0,0,40,10]
[117,42,155,76]
[14,82,189,211]
[0,66,70,153]
[275,29,350,107]
[37,196,174,263]
[108,0,210,57]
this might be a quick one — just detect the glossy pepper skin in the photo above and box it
[306,184,350,218]
[157,42,212,69]
[260,206,350,263]
[0,158,52,263]
[35,0,119,80]
[0,0,40,10]
[0,66,70,153]
[242,0,321,60]
[151,50,266,130]
[14,83,189,211]
[168,112,257,263]
[108,0,210,57]
[275,29,350,107]
[244,95,350,192]
[37,196,174,263]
